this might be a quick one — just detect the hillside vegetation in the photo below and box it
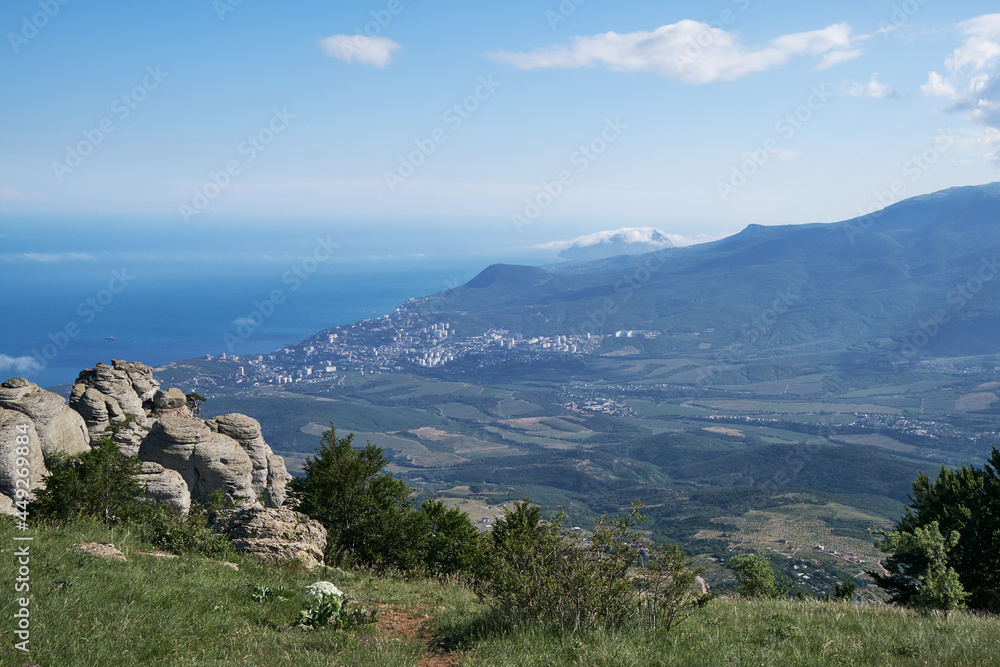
[1,518,999,666]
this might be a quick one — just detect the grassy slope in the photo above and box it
[1,520,998,666]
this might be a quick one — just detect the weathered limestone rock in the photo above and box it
[207,413,291,508]
[71,542,126,562]
[137,461,191,514]
[0,408,48,515]
[208,506,327,569]
[265,453,291,508]
[70,360,170,439]
[78,361,155,416]
[69,385,123,435]
[0,378,89,456]
[138,416,256,506]
[153,388,189,417]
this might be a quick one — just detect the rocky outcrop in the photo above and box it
[137,462,191,514]
[71,361,198,456]
[207,414,291,508]
[74,360,158,417]
[0,378,90,456]
[0,408,48,515]
[208,506,327,569]
[1,360,293,515]
[138,416,256,506]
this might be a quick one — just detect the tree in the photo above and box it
[31,435,144,525]
[185,392,207,418]
[875,521,967,616]
[834,578,857,601]
[288,425,426,570]
[729,553,790,599]
[871,448,1000,611]
[420,498,481,577]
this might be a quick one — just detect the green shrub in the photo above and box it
[834,578,857,601]
[31,435,145,526]
[728,553,790,599]
[421,498,482,577]
[478,501,711,631]
[129,501,234,559]
[289,425,481,575]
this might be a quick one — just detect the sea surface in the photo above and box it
[1,216,552,388]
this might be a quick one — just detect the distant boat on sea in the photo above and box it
[105,336,116,341]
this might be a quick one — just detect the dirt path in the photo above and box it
[377,604,461,666]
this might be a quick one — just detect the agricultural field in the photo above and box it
[158,349,1000,598]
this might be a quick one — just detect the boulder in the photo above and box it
[71,542,126,562]
[207,413,291,507]
[137,461,191,514]
[0,408,48,515]
[208,506,327,569]
[153,388,189,416]
[0,378,89,456]
[138,415,256,506]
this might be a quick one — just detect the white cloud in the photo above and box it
[921,71,959,98]
[773,149,802,160]
[922,14,1000,163]
[0,354,42,376]
[320,35,402,67]
[489,21,856,84]
[843,73,893,98]
[0,252,96,263]
[957,13,1000,39]
[817,48,865,70]
[534,227,727,251]
[947,36,1000,72]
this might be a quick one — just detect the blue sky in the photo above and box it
[2,0,1000,247]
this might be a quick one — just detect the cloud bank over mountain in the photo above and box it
[534,227,725,261]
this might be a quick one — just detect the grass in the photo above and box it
[2,518,999,666]
[440,599,1000,666]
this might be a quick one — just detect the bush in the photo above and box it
[478,501,712,631]
[31,436,145,526]
[728,553,790,599]
[129,501,233,559]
